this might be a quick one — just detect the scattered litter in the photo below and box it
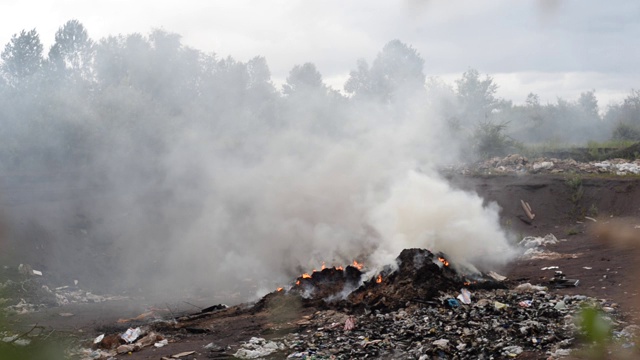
[554,301,567,310]
[486,271,507,281]
[457,288,472,304]
[551,271,579,288]
[171,350,196,358]
[344,315,356,330]
[583,267,592,270]
[532,161,554,171]
[203,342,224,351]
[32,269,43,276]
[494,301,508,310]
[58,312,74,317]
[134,331,163,348]
[154,339,169,348]
[447,298,460,307]
[541,266,559,270]
[514,283,548,293]
[93,334,105,344]
[121,327,142,343]
[234,338,283,359]
[585,216,597,222]
[519,300,533,308]
[520,234,558,248]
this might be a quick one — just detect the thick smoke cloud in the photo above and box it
[0,25,521,303]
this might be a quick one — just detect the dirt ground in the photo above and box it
[4,173,640,359]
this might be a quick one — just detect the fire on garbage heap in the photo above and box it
[80,247,638,359]
[256,248,491,312]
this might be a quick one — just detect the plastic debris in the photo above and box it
[554,301,567,310]
[344,315,356,330]
[121,327,142,343]
[514,283,548,293]
[457,288,472,304]
[93,334,105,344]
[519,300,533,308]
[447,298,460,307]
[155,339,169,348]
[234,338,283,359]
[494,301,508,310]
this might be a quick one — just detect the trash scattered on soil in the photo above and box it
[120,327,142,343]
[448,154,640,176]
[551,271,580,288]
[234,337,284,359]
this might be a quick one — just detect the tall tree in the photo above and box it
[283,62,325,96]
[47,20,94,81]
[455,68,501,125]
[1,29,43,86]
[345,40,425,102]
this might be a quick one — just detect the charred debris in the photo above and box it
[256,248,504,313]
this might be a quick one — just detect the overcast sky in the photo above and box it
[2,0,638,107]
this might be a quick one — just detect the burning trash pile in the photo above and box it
[257,249,475,313]
[49,247,638,359]
[238,248,629,359]
[447,154,640,176]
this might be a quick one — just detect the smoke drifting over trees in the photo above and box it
[0,21,636,301]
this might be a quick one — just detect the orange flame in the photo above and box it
[336,266,344,271]
[438,257,449,267]
[302,273,312,279]
[296,280,300,285]
[321,262,326,270]
[277,287,283,292]
[376,274,382,283]
[352,260,364,270]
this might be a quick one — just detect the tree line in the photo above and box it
[1,19,639,171]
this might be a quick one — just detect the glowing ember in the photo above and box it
[438,257,449,267]
[277,287,283,292]
[376,274,382,283]
[336,266,344,271]
[302,273,312,279]
[352,260,364,270]
[321,262,326,270]
[295,280,300,285]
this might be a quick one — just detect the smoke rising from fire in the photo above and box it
[0,27,518,303]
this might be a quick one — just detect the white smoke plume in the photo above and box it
[110,90,517,301]
[0,29,518,303]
